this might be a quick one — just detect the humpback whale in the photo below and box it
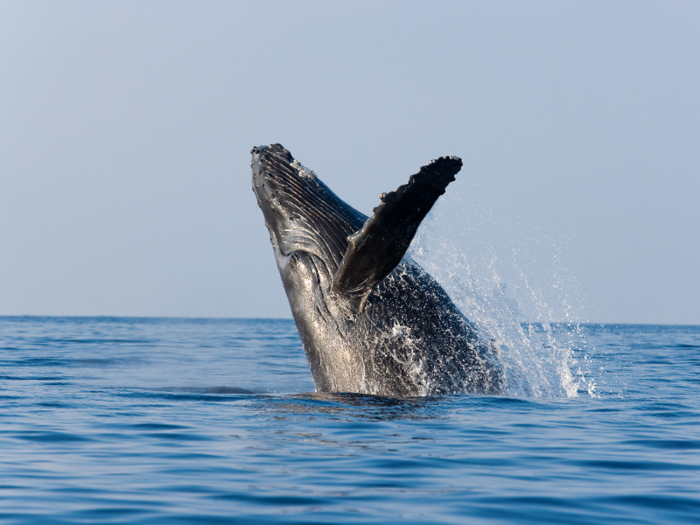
[251,144,502,397]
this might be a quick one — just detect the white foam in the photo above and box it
[407,191,595,398]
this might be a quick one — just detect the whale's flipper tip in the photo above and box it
[331,155,463,312]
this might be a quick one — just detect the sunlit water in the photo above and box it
[1,317,699,524]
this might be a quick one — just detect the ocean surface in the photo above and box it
[1,316,699,524]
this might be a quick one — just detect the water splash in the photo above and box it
[408,185,595,398]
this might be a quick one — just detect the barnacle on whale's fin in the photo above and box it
[331,155,463,314]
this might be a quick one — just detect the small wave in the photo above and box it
[13,431,92,443]
[160,386,257,395]
[112,386,259,402]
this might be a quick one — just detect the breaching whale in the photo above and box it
[251,144,502,397]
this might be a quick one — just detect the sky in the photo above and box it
[0,0,698,323]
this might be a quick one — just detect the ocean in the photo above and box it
[1,316,699,524]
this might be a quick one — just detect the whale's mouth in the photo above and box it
[250,144,367,269]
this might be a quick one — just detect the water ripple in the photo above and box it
[0,318,698,524]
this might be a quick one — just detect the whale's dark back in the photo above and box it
[350,261,502,396]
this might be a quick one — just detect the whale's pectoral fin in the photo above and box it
[331,156,463,314]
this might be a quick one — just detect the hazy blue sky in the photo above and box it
[1,1,698,323]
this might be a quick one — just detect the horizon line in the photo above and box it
[0,315,698,327]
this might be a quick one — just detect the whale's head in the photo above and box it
[251,144,366,274]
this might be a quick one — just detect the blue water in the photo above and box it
[1,317,699,524]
